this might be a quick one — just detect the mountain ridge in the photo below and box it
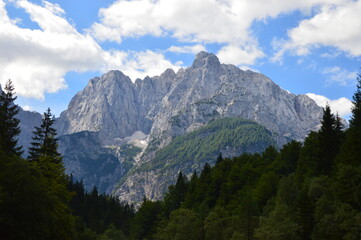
[14,51,323,201]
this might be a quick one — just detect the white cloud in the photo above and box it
[0,0,104,99]
[320,51,341,58]
[306,93,352,118]
[90,0,345,66]
[238,65,260,73]
[167,44,206,54]
[103,50,182,80]
[22,105,31,111]
[0,0,180,99]
[322,66,357,86]
[274,1,361,59]
[217,43,265,66]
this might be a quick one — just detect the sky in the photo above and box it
[1,0,361,119]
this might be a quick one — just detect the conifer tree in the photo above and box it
[318,104,340,175]
[0,79,22,155]
[350,73,361,128]
[27,108,75,239]
[339,73,361,166]
[28,108,61,162]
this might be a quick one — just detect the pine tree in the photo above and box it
[27,108,75,239]
[339,73,361,166]
[349,73,361,128]
[28,108,61,162]
[317,104,341,175]
[0,79,22,155]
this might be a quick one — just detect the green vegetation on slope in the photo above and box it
[126,75,361,240]
[2,73,361,240]
[140,117,276,172]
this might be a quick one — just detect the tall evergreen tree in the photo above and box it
[350,73,361,128]
[28,108,61,162]
[339,73,361,166]
[0,79,22,155]
[317,104,340,175]
[27,108,75,239]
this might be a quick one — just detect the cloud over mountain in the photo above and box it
[0,0,180,99]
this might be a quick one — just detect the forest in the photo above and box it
[1,73,361,240]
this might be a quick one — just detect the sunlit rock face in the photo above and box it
[17,51,323,201]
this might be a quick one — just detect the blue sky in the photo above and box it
[1,0,360,119]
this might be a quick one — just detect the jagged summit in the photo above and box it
[192,51,221,69]
[56,51,322,146]
[160,68,176,79]
[42,51,325,200]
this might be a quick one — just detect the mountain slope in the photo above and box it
[115,117,276,203]
[16,51,323,201]
[147,52,321,151]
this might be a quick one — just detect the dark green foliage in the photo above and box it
[98,224,128,240]
[339,74,361,166]
[126,74,361,239]
[155,208,202,240]
[28,108,61,162]
[0,151,74,240]
[350,73,361,128]
[67,178,134,237]
[317,104,342,175]
[0,88,75,240]
[130,199,163,240]
[3,73,361,240]
[141,117,276,172]
[0,80,22,156]
[163,172,188,215]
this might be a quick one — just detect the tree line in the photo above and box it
[1,74,361,239]
[0,80,134,240]
[126,74,361,240]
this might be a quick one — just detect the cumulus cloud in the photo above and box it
[306,93,352,118]
[0,0,180,99]
[274,0,361,60]
[0,0,103,99]
[90,0,344,66]
[22,105,31,111]
[167,44,206,54]
[103,50,182,80]
[217,43,265,66]
[322,66,357,86]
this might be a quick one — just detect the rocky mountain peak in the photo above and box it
[191,51,220,69]
[160,68,176,79]
[47,51,327,202]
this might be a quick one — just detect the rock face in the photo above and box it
[112,52,323,203]
[17,109,42,153]
[146,52,322,151]
[57,52,322,147]
[56,69,176,145]
[58,131,135,194]
[17,51,323,202]
[115,118,277,204]
[56,71,148,144]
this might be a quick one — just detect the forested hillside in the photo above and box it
[1,74,361,240]
[128,75,361,240]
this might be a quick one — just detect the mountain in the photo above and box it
[16,52,323,202]
[114,117,276,203]
[16,108,42,153]
[58,131,138,193]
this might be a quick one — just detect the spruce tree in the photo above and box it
[317,104,340,175]
[28,108,61,162]
[349,73,361,128]
[27,108,75,239]
[0,79,22,155]
[339,73,361,166]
